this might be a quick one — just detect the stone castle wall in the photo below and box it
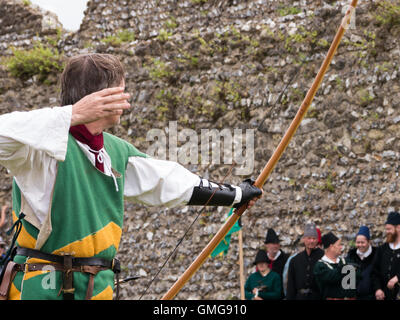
[1,0,400,299]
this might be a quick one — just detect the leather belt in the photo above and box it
[16,247,114,268]
[14,247,120,300]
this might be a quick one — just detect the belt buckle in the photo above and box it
[59,251,74,257]
[62,288,75,294]
[60,252,73,269]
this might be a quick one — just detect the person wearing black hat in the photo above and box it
[263,228,289,298]
[371,211,400,300]
[263,229,289,278]
[345,226,376,300]
[244,249,282,300]
[313,232,359,300]
[286,223,324,300]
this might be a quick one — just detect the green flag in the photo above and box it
[210,208,241,258]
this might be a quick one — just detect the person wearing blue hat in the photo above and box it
[346,226,376,300]
[371,211,400,300]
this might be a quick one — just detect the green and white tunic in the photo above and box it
[0,106,216,300]
[10,132,147,299]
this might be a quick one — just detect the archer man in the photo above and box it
[0,53,262,300]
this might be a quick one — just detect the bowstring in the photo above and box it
[257,54,312,132]
[139,162,236,300]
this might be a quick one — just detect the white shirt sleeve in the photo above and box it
[0,106,72,174]
[124,157,201,208]
[0,106,72,226]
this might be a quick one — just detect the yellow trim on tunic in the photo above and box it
[52,221,122,257]
[8,282,21,300]
[91,285,114,300]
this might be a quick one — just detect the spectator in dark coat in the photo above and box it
[314,232,360,300]
[346,226,376,300]
[264,228,289,278]
[286,223,324,300]
[371,212,400,300]
[263,228,289,298]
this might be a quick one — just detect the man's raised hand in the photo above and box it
[71,87,131,126]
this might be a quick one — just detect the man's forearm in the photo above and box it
[187,178,261,208]
[187,179,241,206]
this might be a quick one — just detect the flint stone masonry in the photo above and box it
[0,0,400,299]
